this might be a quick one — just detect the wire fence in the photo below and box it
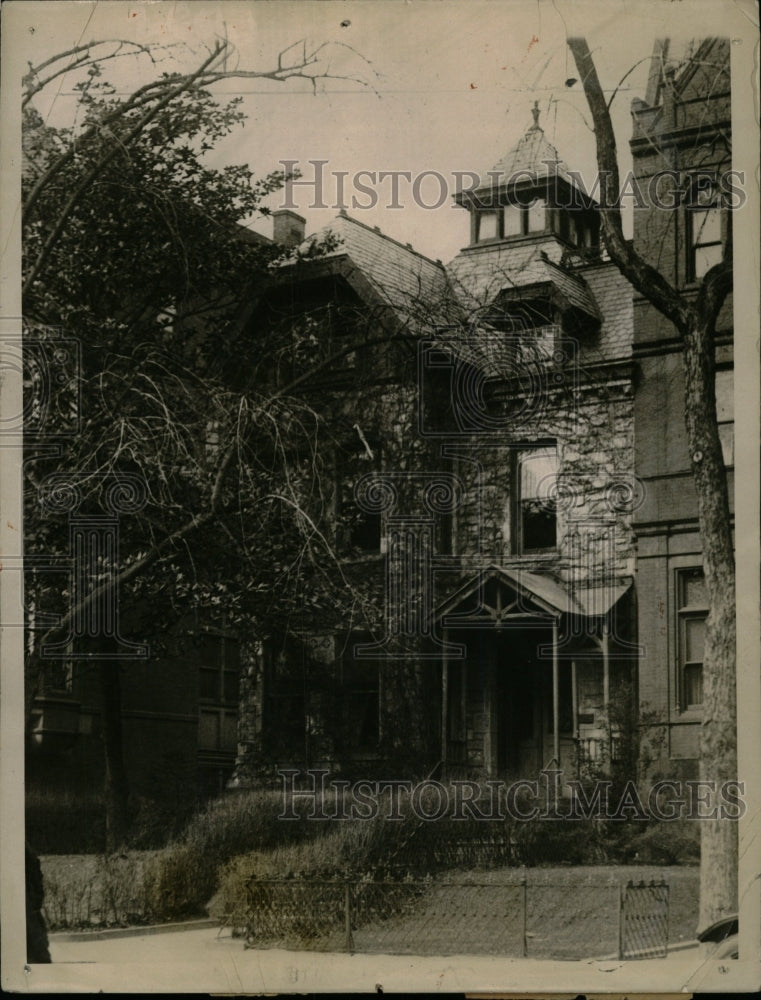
[243,876,671,959]
[619,880,670,959]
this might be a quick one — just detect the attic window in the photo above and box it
[476,199,547,242]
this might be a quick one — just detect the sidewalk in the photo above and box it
[41,920,702,995]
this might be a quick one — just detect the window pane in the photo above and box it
[479,212,499,240]
[199,710,220,749]
[694,243,723,278]
[719,422,734,466]
[503,204,522,236]
[692,208,722,245]
[685,617,705,663]
[685,663,703,706]
[521,500,556,550]
[223,669,239,703]
[715,370,733,422]
[221,712,238,750]
[519,448,558,500]
[682,570,707,608]
[527,198,546,232]
[199,668,218,700]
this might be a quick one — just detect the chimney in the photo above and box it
[272,209,306,247]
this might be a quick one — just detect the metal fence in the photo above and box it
[618,880,670,959]
[244,876,671,960]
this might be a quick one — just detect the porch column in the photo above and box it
[571,659,579,778]
[602,630,610,712]
[552,620,559,765]
[571,659,578,737]
[441,629,449,764]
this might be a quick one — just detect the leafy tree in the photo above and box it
[22,38,380,848]
[568,36,736,930]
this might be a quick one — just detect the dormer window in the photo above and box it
[477,211,500,241]
[476,198,547,243]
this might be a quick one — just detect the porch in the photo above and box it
[435,565,635,782]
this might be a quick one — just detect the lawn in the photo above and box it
[41,854,698,961]
[240,865,698,959]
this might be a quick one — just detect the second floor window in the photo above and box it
[516,446,558,553]
[676,567,707,711]
[689,207,723,280]
[686,176,727,282]
[716,368,734,466]
[336,434,382,553]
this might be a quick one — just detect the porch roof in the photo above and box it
[435,565,632,624]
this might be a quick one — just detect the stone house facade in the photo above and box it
[231,107,641,787]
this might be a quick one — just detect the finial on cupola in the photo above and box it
[530,100,541,130]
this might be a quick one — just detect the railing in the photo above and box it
[619,880,670,959]
[244,875,671,959]
[575,734,624,773]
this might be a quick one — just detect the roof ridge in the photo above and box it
[329,210,444,269]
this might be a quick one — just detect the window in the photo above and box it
[478,211,500,241]
[476,198,546,242]
[342,637,379,752]
[337,434,382,552]
[517,446,558,553]
[687,178,725,281]
[716,368,734,466]
[265,646,307,759]
[676,568,707,710]
[198,634,239,753]
[689,208,723,279]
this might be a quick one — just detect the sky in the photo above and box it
[8,0,750,261]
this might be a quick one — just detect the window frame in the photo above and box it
[715,366,734,467]
[675,567,708,713]
[476,198,548,243]
[685,174,727,282]
[514,444,559,555]
[341,634,380,753]
[335,434,383,554]
[198,632,240,754]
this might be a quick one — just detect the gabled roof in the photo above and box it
[292,211,449,321]
[435,564,632,624]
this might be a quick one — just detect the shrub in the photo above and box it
[41,853,155,930]
[26,788,106,854]
[141,787,326,922]
[630,821,700,865]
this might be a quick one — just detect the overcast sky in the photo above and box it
[10,0,748,262]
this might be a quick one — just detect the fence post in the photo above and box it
[522,879,528,957]
[618,883,625,960]
[344,882,354,953]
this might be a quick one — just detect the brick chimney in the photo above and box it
[272,209,306,247]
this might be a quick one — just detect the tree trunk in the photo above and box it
[98,662,130,851]
[567,36,737,931]
[683,314,737,930]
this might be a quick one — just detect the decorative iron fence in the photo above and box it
[618,880,670,959]
[243,876,671,959]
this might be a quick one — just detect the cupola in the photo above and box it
[455,102,600,251]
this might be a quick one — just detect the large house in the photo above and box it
[26,38,733,814]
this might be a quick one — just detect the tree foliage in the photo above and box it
[22,39,380,845]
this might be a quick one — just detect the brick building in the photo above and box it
[629,37,733,776]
